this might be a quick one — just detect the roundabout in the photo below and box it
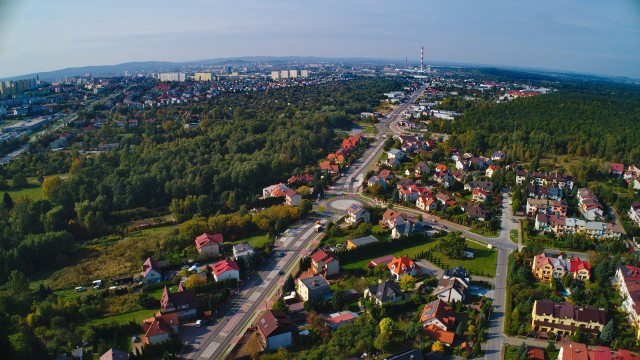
[324,197,366,213]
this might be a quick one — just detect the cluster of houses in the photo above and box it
[610,163,640,190]
[614,264,640,341]
[319,133,365,175]
[518,170,625,239]
[531,253,591,282]
[557,341,639,360]
[136,232,252,345]
[530,299,606,338]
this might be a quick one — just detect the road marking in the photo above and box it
[200,341,220,358]
[248,292,260,302]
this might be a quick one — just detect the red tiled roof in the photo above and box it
[310,249,335,264]
[212,259,240,276]
[420,299,456,329]
[424,324,455,345]
[387,256,415,275]
[195,233,224,249]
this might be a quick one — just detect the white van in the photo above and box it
[195,320,203,328]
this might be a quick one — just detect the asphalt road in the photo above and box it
[182,221,323,359]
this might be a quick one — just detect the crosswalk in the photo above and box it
[199,341,220,358]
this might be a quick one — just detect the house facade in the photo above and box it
[416,194,438,212]
[257,311,294,351]
[387,256,417,281]
[160,286,197,320]
[363,281,403,306]
[142,257,162,284]
[310,249,340,278]
[532,253,568,282]
[345,204,370,225]
[195,233,223,257]
[212,259,240,282]
[297,275,331,302]
[531,299,606,337]
[614,265,640,340]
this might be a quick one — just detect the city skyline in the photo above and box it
[0,0,639,79]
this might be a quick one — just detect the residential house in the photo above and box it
[398,185,421,202]
[531,299,606,337]
[212,259,240,282]
[491,150,507,162]
[464,180,494,193]
[367,255,396,269]
[287,174,314,185]
[297,275,331,302]
[531,253,569,282]
[345,204,370,225]
[611,163,625,176]
[420,299,457,345]
[257,311,295,351]
[310,249,340,278]
[559,342,639,360]
[262,183,302,206]
[381,208,407,229]
[577,188,604,221]
[614,265,640,340]
[433,171,454,188]
[378,169,394,182]
[526,198,568,217]
[143,314,179,345]
[415,162,430,177]
[472,188,490,202]
[486,165,500,178]
[385,158,401,167]
[363,281,403,306]
[535,213,624,239]
[416,194,438,212]
[100,349,129,360]
[387,256,417,281]
[319,160,339,174]
[326,311,359,330]
[387,149,405,160]
[232,242,255,261]
[160,286,197,320]
[431,277,467,303]
[435,193,457,209]
[391,221,424,239]
[435,164,449,173]
[346,235,379,250]
[194,233,223,257]
[569,258,591,281]
[367,176,386,189]
[142,257,162,284]
[455,159,470,171]
[467,204,488,221]
[443,266,471,286]
[628,203,640,227]
[528,185,563,201]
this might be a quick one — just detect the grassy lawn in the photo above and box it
[5,185,43,200]
[232,233,271,250]
[510,230,518,244]
[86,309,156,327]
[430,240,497,277]
[470,228,499,238]
[342,236,438,270]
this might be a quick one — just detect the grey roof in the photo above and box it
[349,235,379,247]
[232,242,255,253]
[443,265,470,280]
[366,281,402,303]
[299,275,330,290]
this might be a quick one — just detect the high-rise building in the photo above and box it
[193,72,213,81]
[301,70,310,78]
[270,71,280,80]
[289,70,299,78]
[279,70,289,79]
[420,46,424,71]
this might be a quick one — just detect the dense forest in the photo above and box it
[437,83,640,164]
[0,77,403,283]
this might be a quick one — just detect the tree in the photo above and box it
[378,317,396,335]
[272,298,288,312]
[432,340,444,352]
[41,176,65,201]
[306,311,328,336]
[283,274,295,293]
[455,321,466,337]
[184,274,206,288]
[399,275,417,291]
[600,319,614,343]
[2,192,12,210]
[517,342,528,360]
[439,231,467,259]
[298,199,312,217]
[373,332,393,352]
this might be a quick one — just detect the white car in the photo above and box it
[195,320,203,328]
[75,287,86,292]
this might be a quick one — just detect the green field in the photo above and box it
[86,309,156,327]
[342,236,497,277]
[470,228,499,237]
[232,233,271,250]
[5,185,43,200]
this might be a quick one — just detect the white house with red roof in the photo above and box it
[472,188,489,203]
[142,257,162,284]
[195,233,223,256]
[310,249,339,278]
[142,313,179,344]
[262,183,302,206]
[326,311,359,330]
[485,164,500,178]
[387,256,417,281]
[416,194,437,212]
[569,258,591,281]
[381,208,407,229]
[611,163,625,175]
[212,259,240,282]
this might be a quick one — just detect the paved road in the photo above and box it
[182,221,323,359]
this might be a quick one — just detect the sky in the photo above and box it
[0,0,639,78]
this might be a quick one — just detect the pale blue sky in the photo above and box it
[0,0,639,78]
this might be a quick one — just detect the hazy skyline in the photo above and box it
[1,0,639,79]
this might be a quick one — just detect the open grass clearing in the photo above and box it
[85,308,156,327]
[231,233,271,250]
[470,228,499,238]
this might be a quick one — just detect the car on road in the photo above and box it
[196,320,203,328]
[278,270,284,276]
[441,225,448,229]
[75,287,86,292]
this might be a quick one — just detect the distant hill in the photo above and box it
[2,56,399,81]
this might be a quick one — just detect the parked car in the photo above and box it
[75,287,86,292]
